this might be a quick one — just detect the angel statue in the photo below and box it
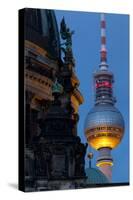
[60,17,75,53]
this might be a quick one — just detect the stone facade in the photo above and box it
[24,8,87,191]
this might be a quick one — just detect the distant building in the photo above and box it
[86,168,109,184]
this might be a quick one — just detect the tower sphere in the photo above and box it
[84,104,124,150]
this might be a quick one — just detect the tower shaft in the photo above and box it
[85,13,124,184]
[96,147,113,181]
[96,13,113,181]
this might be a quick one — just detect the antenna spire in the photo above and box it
[100,13,108,70]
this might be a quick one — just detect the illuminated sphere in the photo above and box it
[84,104,124,150]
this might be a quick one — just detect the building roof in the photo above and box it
[24,8,60,60]
[85,167,109,184]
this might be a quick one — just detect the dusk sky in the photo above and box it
[55,10,129,183]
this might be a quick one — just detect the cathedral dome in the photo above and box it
[84,104,124,150]
[24,8,60,59]
[85,167,109,184]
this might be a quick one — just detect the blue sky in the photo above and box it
[55,10,129,183]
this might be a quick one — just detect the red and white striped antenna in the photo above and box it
[100,13,108,70]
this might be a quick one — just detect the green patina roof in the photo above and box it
[52,79,63,94]
[85,167,109,184]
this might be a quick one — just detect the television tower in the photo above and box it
[84,13,125,181]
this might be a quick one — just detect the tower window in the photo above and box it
[95,80,112,88]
